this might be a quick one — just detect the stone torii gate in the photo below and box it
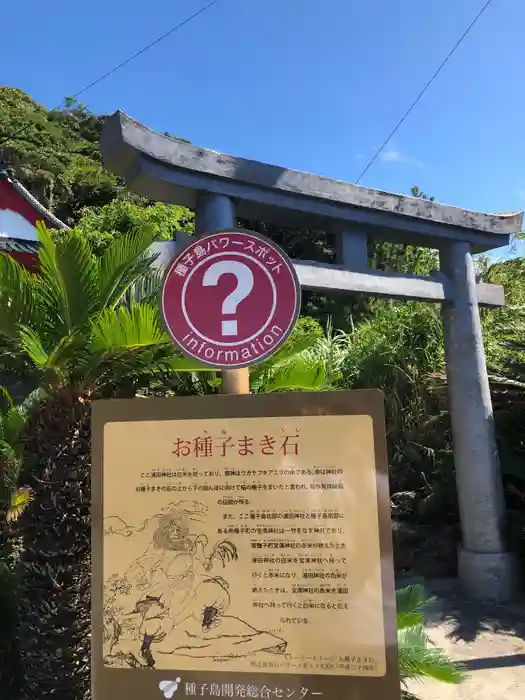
[101,111,523,602]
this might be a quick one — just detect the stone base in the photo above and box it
[458,547,522,603]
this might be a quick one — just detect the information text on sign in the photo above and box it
[91,391,399,700]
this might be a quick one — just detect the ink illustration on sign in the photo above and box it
[101,414,386,678]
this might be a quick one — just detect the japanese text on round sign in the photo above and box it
[161,229,301,369]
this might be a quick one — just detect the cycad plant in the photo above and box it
[0,223,203,700]
[396,584,466,698]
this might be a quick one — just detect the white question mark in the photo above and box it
[202,260,254,337]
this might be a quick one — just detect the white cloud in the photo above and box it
[379,148,423,168]
[380,149,404,162]
[517,189,525,202]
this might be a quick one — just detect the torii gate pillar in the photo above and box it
[441,241,516,600]
[101,111,523,601]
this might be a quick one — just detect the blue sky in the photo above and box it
[2,0,524,259]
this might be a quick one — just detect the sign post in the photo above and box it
[91,390,399,700]
[161,228,301,374]
[192,193,250,395]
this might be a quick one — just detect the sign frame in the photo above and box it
[91,389,399,700]
[160,228,302,369]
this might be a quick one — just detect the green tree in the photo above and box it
[75,197,194,255]
[371,186,438,277]
[0,88,121,223]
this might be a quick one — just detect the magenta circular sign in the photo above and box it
[162,229,301,368]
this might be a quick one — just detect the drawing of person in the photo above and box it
[103,501,287,668]
[103,502,248,666]
[150,576,288,663]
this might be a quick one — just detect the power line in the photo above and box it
[355,0,495,184]
[0,0,223,148]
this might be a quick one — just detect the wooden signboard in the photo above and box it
[91,390,399,700]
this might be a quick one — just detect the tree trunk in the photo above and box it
[16,395,91,700]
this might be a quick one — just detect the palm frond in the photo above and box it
[0,439,18,465]
[121,267,164,306]
[306,319,353,381]
[253,334,322,375]
[90,303,168,351]
[6,486,33,522]
[18,387,48,412]
[0,253,37,340]
[401,691,423,700]
[97,227,158,309]
[396,584,434,629]
[398,625,467,685]
[18,326,78,391]
[3,406,28,447]
[18,325,49,367]
[81,304,176,392]
[36,222,98,335]
[256,356,329,393]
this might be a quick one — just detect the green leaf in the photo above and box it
[2,406,27,448]
[0,438,13,456]
[18,325,49,367]
[396,584,434,629]
[122,267,164,306]
[6,486,33,522]
[98,227,158,309]
[398,625,467,685]
[90,303,168,351]
[0,253,37,340]
[256,335,321,372]
[18,325,80,389]
[36,222,98,334]
[259,357,329,393]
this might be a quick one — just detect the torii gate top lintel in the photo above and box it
[101,110,522,254]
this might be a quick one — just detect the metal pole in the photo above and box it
[440,241,518,601]
[194,192,250,395]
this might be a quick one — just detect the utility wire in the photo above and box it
[355,0,495,184]
[0,0,223,147]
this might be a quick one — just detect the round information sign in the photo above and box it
[161,229,301,368]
